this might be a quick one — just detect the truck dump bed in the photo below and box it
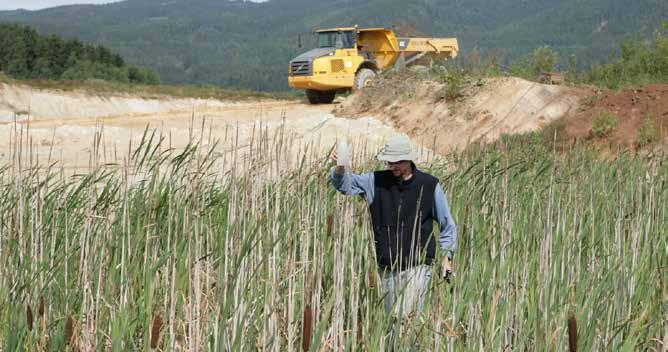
[355,28,459,69]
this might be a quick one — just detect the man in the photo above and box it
[330,134,457,318]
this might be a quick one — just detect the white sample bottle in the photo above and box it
[336,141,350,167]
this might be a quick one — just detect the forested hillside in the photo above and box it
[0,23,159,84]
[0,0,666,91]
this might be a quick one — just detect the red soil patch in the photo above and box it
[564,84,668,148]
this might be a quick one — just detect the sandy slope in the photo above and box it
[0,83,433,172]
[336,76,586,154]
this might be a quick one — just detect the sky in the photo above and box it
[0,0,124,10]
[0,0,265,11]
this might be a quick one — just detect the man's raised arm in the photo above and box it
[329,167,375,204]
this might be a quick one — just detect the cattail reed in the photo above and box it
[568,312,577,352]
[151,314,163,348]
[38,296,44,318]
[302,304,312,352]
[65,316,74,346]
[367,270,376,289]
[26,304,33,331]
[0,116,664,350]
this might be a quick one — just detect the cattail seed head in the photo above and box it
[367,270,376,289]
[38,296,45,317]
[567,312,578,352]
[26,304,34,331]
[302,304,312,352]
[65,316,74,345]
[150,314,163,348]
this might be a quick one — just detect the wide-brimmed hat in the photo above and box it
[377,134,415,162]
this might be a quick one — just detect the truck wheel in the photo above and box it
[306,89,336,104]
[354,68,376,90]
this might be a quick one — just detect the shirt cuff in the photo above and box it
[330,167,344,182]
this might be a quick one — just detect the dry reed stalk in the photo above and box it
[287,238,297,352]
[326,214,333,237]
[169,198,177,352]
[151,314,163,349]
[40,318,47,351]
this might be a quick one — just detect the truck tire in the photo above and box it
[306,89,336,104]
[354,68,376,90]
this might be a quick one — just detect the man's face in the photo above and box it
[386,160,412,178]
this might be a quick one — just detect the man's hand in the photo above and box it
[441,257,453,283]
[331,152,345,176]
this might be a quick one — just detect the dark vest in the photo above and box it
[369,168,438,270]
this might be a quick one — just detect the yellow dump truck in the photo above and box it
[288,27,459,104]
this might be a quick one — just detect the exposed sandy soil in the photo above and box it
[0,83,437,173]
[563,84,668,148]
[335,74,585,154]
[3,76,665,174]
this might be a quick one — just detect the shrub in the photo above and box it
[128,66,161,85]
[591,111,618,138]
[61,60,129,82]
[531,46,558,77]
[510,55,532,80]
[435,68,466,101]
[444,72,463,101]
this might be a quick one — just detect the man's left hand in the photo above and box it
[441,257,453,283]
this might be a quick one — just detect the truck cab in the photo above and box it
[288,28,376,104]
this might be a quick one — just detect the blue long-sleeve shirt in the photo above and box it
[330,167,457,259]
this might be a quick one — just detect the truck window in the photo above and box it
[318,31,355,49]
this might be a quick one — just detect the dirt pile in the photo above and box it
[336,73,584,154]
[563,84,668,148]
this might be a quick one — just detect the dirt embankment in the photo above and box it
[336,73,585,154]
[336,72,668,153]
[563,84,668,148]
